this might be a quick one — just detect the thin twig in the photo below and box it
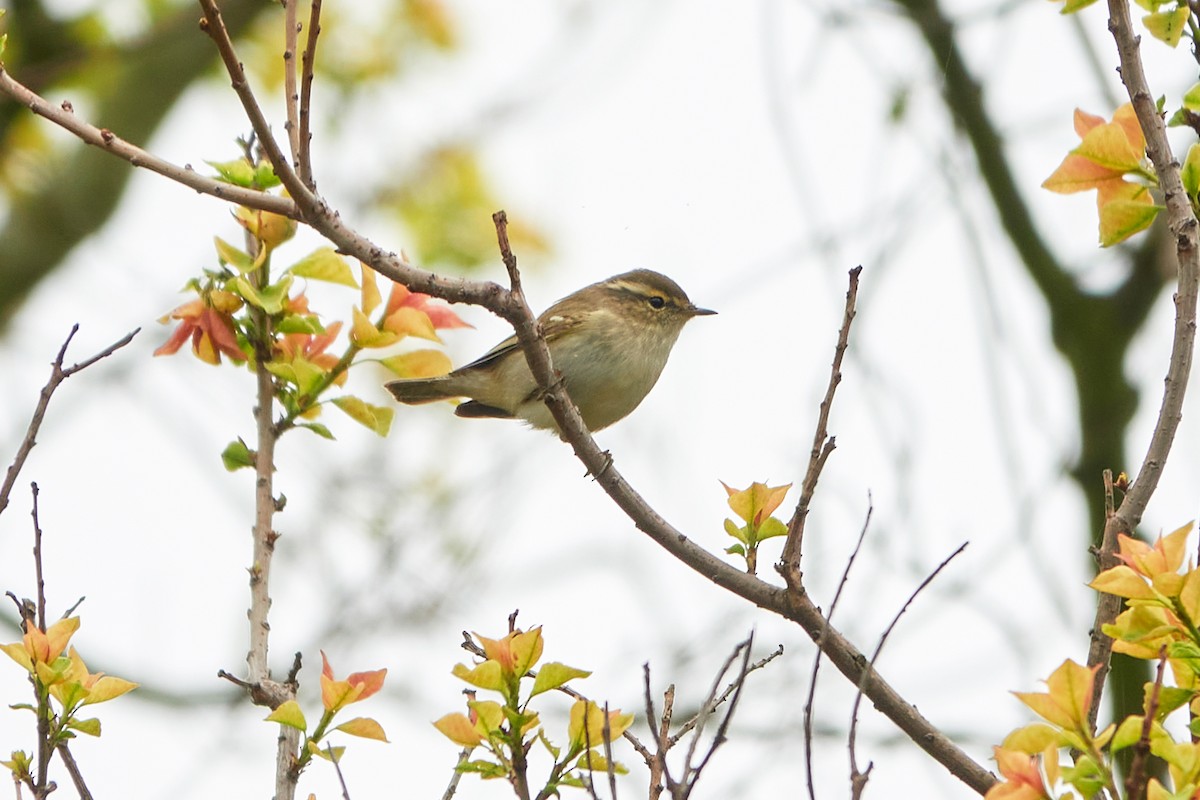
[56,744,94,800]
[1124,647,1167,800]
[641,666,672,800]
[327,744,351,800]
[1,326,139,519]
[847,542,968,794]
[779,266,862,588]
[677,637,752,793]
[681,636,755,799]
[602,703,619,800]
[666,644,783,749]
[298,0,323,187]
[31,484,45,631]
[439,750,471,800]
[1086,470,1123,733]
[804,497,873,800]
[282,0,301,172]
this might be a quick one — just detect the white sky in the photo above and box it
[3,0,1200,797]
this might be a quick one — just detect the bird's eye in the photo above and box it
[648,295,666,309]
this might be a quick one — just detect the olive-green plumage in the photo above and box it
[386,269,714,432]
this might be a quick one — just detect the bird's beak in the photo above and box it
[689,305,717,317]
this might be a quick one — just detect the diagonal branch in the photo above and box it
[0,69,296,217]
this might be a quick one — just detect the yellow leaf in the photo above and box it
[350,307,401,349]
[83,676,138,705]
[265,699,308,732]
[1181,569,1200,625]
[1043,155,1124,194]
[335,716,389,742]
[289,247,358,288]
[1000,723,1062,753]
[384,306,441,343]
[1013,659,1098,732]
[433,713,483,747]
[379,349,452,379]
[361,264,382,315]
[1143,5,1191,47]
[1073,121,1144,172]
[331,396,394,436]
[451,661,504,691]
[1089,565,1157,600]
[464,700,504,735]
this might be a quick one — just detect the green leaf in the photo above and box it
[308,742,345,762]
[530,662,592,698]
[66,718,101,737]
[265,700,307,732]
[276,314,326,335]
[1099,194,1161,247]
[265,358,326,396]
[725,543,745,556]
[724,518,748,544]
[332,396,394,436]
[1142,6,1191,47]
[206,158,256,187]
[537,729,561,759]
[459,759,508,778]
[232,275,293,314]
[214,237,256,273]
[1059,0,1099,12]
[289,247,358,287]
[253,161,281,189]
[299,422,335,440]
[756,516,789,541]
[221,439,255,472]
[1183,144,1200,199]
[574,752,627,773]
[1111,715,1146,751]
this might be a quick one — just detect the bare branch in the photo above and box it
[780,265,862,586]
[680,636,756,799]
[1,326,139,519]
[282,0,301,174]
[1106,0,1200,527]
[31,483,45,631]
[298,0,323,187]
[848,543,969,793]
[0,69,296,217]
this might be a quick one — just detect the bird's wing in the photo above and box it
[456,307,585,372]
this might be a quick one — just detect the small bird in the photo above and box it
[386,269,714,432]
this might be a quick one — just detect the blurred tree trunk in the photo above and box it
[0,0,265,325]
[895,0,1167,771]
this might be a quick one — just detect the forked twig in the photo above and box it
[779,266,862,589]
[1,326,139,519]
[847,543,968,794]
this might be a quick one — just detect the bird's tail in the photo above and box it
[386,376,459,405]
